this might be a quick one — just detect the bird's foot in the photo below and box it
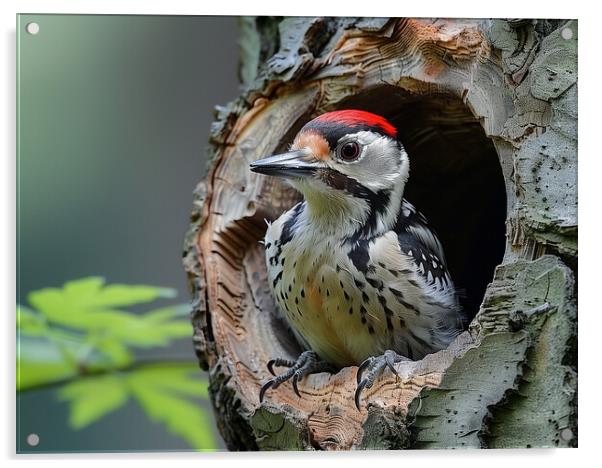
[259,351,333,403]
[355,350,410,410]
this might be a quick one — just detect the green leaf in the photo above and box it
[91,338,135,369]
[61,277,177,307]
[90,283,177,307]
[17,359,77,391]
[105,318,191,347]
[17,336,78,390]
[127,368,215,451]
[127,363,209,399]
[83,304,193,348]
[28,277,177,328]
[142,304,191,323]
[58,375,129,429]
[18,279,196,402]
[17,305,48,337]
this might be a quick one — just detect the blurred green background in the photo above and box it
[17,14,241,452]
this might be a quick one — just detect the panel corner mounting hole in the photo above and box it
[25,22,40,35]
[26,433,40,447]
[561,27,573,40]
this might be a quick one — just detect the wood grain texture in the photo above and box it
[182,17,577,450]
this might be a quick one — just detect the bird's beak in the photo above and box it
[250,150,319,178]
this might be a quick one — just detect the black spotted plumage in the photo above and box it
[343,197,452,291]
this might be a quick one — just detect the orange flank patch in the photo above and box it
[291,130,330,161]
[306,284,323,310]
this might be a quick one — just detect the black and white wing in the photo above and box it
[394,199,452,289]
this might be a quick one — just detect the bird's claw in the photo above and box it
[292,372,302,398]
[267,358,294,376]
[259,379,276,404]
[354,350,409,411]
[259,351,332,403]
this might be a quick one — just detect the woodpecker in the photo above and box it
[250,110,463,409]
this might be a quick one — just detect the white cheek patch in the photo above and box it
[338,133,406,192]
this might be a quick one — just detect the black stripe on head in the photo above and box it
[302,120,394,151]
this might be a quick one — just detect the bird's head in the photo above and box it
[250,110,409,234]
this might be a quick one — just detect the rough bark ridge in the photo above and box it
[183,18,577,450]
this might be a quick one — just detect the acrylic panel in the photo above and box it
[17,15,578,452]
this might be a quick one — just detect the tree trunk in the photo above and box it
[183,17,577,450]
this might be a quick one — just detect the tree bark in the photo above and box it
[183,17,577,450]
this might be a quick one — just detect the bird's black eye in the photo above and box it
[338,141,361,162]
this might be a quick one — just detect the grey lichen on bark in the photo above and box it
[183,17,577,450]
[410,256,576,449]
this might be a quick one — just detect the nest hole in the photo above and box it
[261,85,507,358]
